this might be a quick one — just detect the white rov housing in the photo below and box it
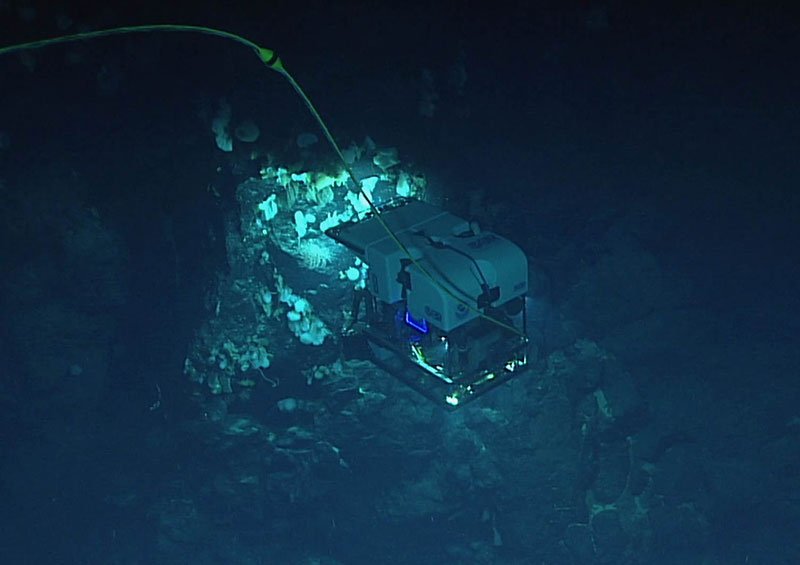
[327,198,531,408]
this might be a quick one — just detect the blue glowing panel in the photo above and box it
[404,311,429,334]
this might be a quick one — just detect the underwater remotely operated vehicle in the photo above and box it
[327,198,530,408]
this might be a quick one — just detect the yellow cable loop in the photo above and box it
[0,24,527,339]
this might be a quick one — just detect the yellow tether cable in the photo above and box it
[0,24,526,339]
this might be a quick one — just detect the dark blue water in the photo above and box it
[1,4,797,564]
